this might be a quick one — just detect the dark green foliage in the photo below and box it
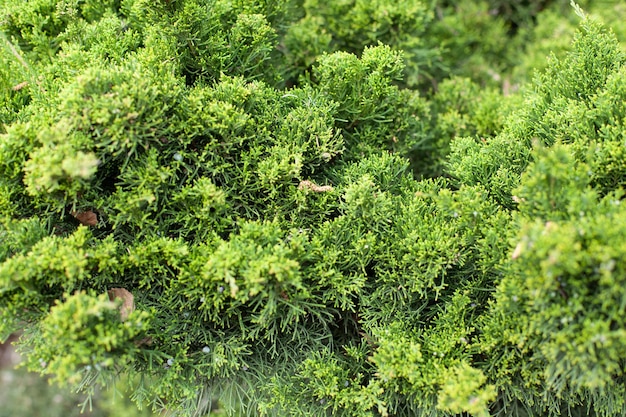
[282,0,433,87]
[2,0,626,416]
[424,2,517,89]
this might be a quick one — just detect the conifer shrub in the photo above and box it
[511,0,626,85]
[1,1,626,416]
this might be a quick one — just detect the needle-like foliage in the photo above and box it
[1,1,626,416]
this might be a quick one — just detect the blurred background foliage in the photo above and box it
[0,335,225,416]
[0,335,160,417]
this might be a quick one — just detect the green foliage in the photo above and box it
[0,227,120,327]
[283,0,433,87]
[0,40,30,132]
[0,0,120,58]
[22,291,150,385]
[424,2,517,88]
[511,1,626,85]
[478,145,626,415]
[447,13,626,207]
[312,45,430,163]
[427,77,521,176]
[2,1,626,417]
[0,367,158,417]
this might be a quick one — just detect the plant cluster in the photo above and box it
[1,0,626,416]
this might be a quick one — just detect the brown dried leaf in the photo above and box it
[298,180,333,193]
[107,288,135,321]
[134,337,153,347]
[12,81,28,91]
[71,210,98,226]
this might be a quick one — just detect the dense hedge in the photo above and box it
[2,1,626,416]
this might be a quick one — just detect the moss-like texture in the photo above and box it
[2,1,626,416]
